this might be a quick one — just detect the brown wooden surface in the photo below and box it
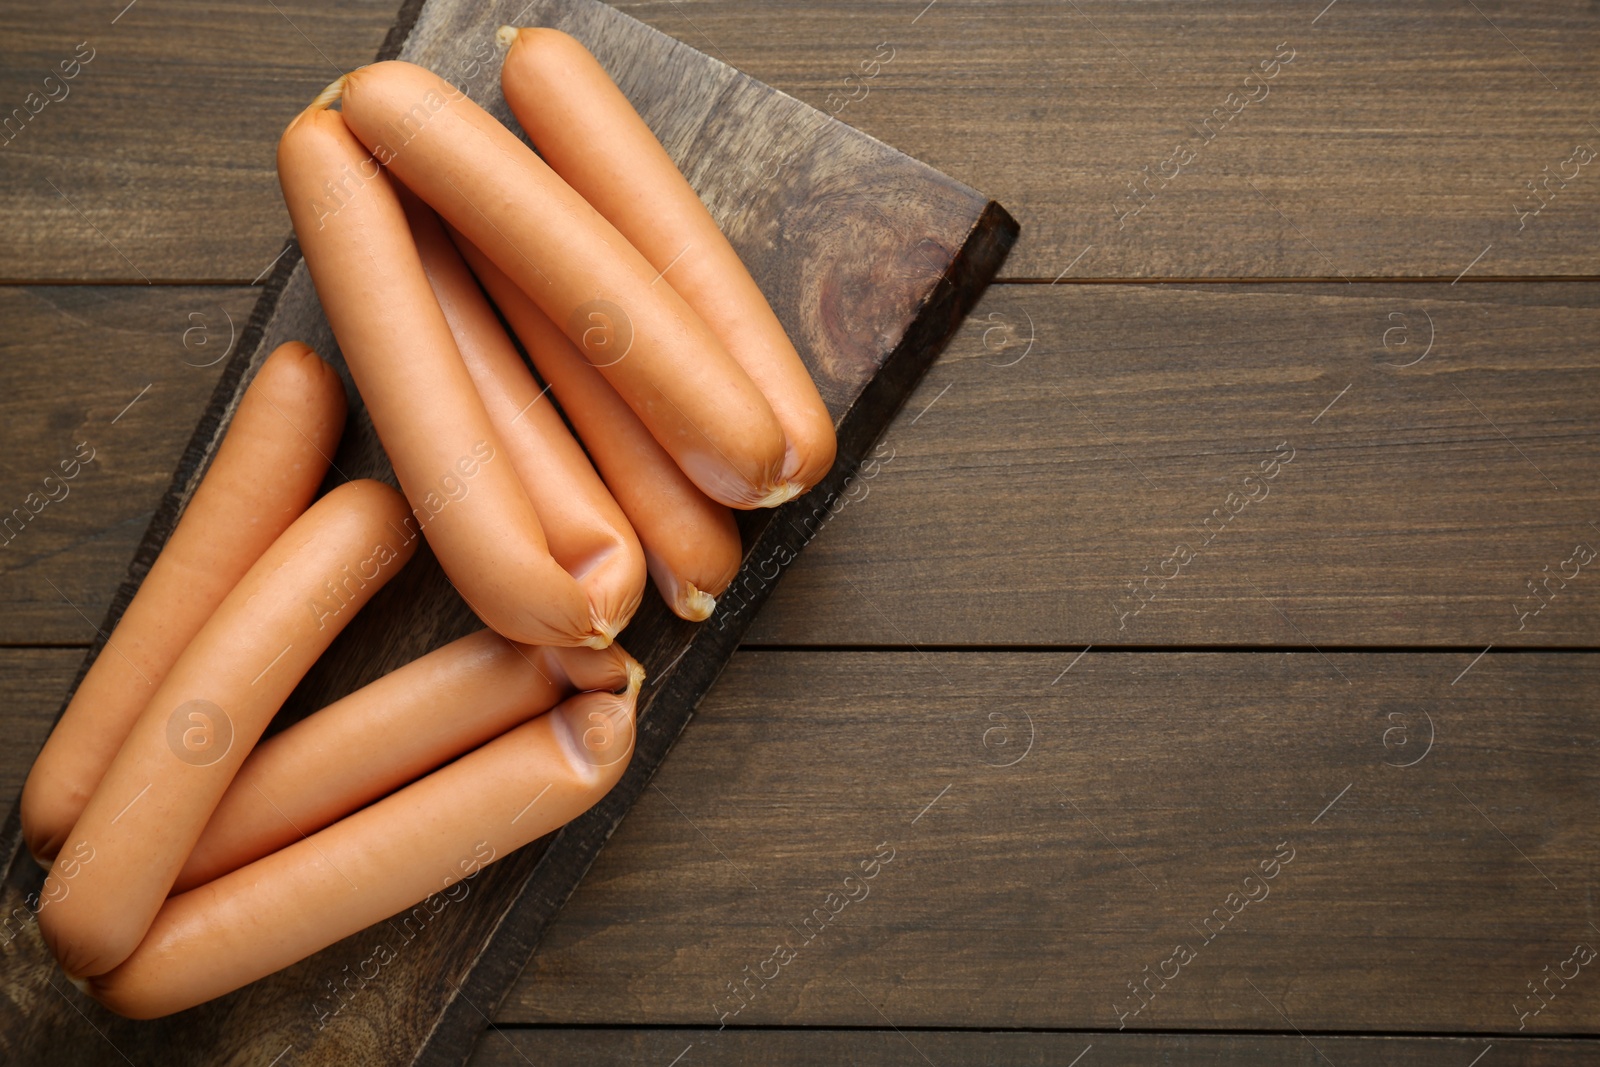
[5,2,1600,282]
[7,644,1600,1042]
[3,0,1598,1061]
[0,653,79,814]
[11,283,1600,649]
[3,648,1600,1039]
[751,281,1600,647]
[0,286,243,643]
[469,1031,1587,1066]
[503,651,1600,1034]
[0,0,395,283]
[0,0,1012,1064]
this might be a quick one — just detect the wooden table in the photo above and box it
[4,1,1598,1061]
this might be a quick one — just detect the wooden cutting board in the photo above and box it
[0,1,1016,1063]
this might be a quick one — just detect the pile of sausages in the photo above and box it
[20,28,834,1020]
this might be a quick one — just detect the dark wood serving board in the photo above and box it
[0,1,1015,1063]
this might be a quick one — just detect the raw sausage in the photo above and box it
[405,194,645,640]
[500,27,836,492]
[336,60,791,509]
[87,654,641,1018]
[455,234,742,620]
[174,631,632,891]
[39,479,416,978]
[21,341,346,865]
[277,100,604,647]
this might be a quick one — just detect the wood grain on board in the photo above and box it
[0,0,1014,1063]
[501,650,1600,1034]
[3,1,1598,281]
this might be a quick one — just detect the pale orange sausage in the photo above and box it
[21,341,346,866]
[455,234,743,621]
[405,193,645,640]
[38,479,416,979]
[336,61,792,509]
[174,631,632,892]
[87,655,642,1019]
[277,103,604,648]
[500,27,836,493]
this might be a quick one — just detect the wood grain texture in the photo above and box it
[0,0,1014,1064]
[0,0,395,282]
[5,649,1598,1039]
[5,1,1599,280]
[629,0,1600,281]
[10,282,1599,651]
[6,0,1598,1059]
[501,651,1600,1034]
[0,287,248,645]
[468,1029,1588,1067]
[0,652,80,819]
[748,282,1600,647]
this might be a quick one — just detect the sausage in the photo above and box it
[499,27,836,493]
[86,654,642,1019]
[277,100,605,648]
[454,233,742,620]
[21,341,346,866]
[336,61,792,509]
[38,479,416,978]
[174,631,632,891]
[404,193,645,641]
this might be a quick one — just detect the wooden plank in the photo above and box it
[4,647,1597,1042]
[748,282,1600,648]
[6,648,1597,1042]
[631,0,1600,280]
[0,287,248,644]
[6,1,1600,281]
[500,650,1600,1035]
[0,1,1015,1065]
[469,1029,1590,1066]
[10,282,1599,651]
[0,0,395,283]
[0,651,82,818]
